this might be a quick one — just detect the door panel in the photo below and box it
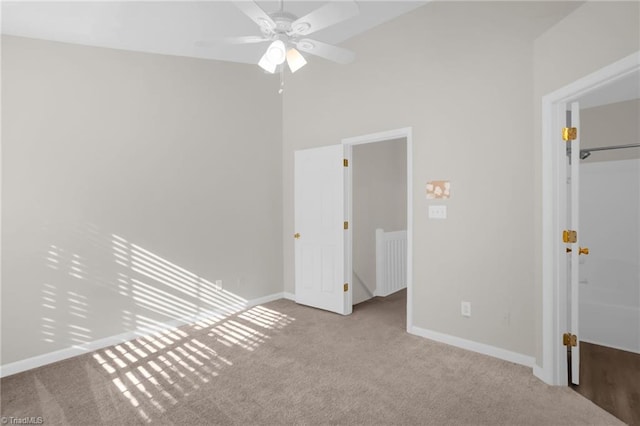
[569,101,581,385]
[294,145,350,315]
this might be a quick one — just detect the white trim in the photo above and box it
[0,291,287,378]
[344,143,353,314]
[533,364,551,384]
[410,325,535,368]
[406,130,414,332]
[249,292,287,307]
[342,127,413,331]
[283,291,295,301]
[541,51,640,385]
[342,127,412,146]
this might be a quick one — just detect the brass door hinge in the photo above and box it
[562,127,577,141]
[344,221,349,230]
[563,230,577,243]
[343,159,349,167]
[563,333,577,347]
[344,283,349,292]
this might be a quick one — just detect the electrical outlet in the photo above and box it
[461,301,471,317]
[215,280,223,291]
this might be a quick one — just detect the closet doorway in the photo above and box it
[570,93,640,426]
[540,51,639,425]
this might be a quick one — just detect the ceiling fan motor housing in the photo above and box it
[266,11,311,42]
[270,11,297,32]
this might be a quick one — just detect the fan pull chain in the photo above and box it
[278,66,285,94]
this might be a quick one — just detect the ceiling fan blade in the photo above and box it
[290,1,359,36]
[232,1,276,32]
[195,36,269,47]
[295,39,354,64]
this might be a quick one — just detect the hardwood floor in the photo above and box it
[571,341,640,425]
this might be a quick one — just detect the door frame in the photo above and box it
[539,51,640,385]
[342,127,413,331]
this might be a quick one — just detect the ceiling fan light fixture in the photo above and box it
[258,52,277,74]
[230,0,359,77]
[286,48,307,73]
[266,40,286,65]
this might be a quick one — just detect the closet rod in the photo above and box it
[580,143,640,159]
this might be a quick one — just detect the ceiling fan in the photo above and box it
[206,0,359,74]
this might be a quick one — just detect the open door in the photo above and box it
[566,101,581,385]
[294,145,351,315]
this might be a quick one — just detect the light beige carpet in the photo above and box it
[1,290,623,425]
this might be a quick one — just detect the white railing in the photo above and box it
[375,229,407,297]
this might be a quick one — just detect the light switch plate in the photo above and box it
[428,205,447,219]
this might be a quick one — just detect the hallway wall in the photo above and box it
[352,139,407,304]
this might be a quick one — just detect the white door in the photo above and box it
[567,101,581,385]
[294,145,351,315]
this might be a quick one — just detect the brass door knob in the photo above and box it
[294,233,300,239]
[566,247,590,255]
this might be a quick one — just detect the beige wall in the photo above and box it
[352,139,407,305]
[1,36,283,365]
[532,1,640,364]
[283,2,583,358]
[581,99,640,163]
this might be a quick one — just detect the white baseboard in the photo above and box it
[283,292,295,301]
[410,325,535,368]
[532,364,553,384]
[248,292,288,306]
[0,291,287,378]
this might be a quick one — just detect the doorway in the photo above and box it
[292,127,413,326]
[351,139,407,306]
[343,127,414,332]
[537,52,640,421]
[570,97,640,425]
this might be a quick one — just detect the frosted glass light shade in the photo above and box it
[258,52,277,73]
[286,48,307,73]
[266,40,286,65]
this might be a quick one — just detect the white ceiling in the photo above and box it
[3,1,637,108]
[1,1,427,64]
